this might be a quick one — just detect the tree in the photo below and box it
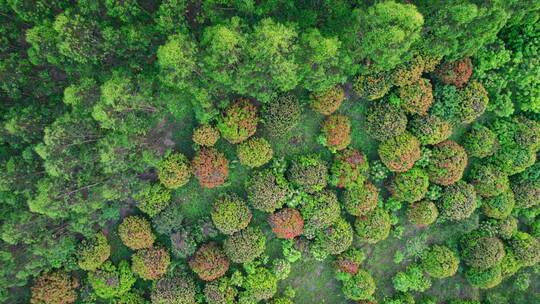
[342,269,376,301]
[426,141,468,185]
[365,102,407,141]
[330,148,369,189]
[354,208,391,244]
[343,182,378,216]
[134,183,172,217]
[204,278,237,304]
[157,153,191,189]
[469,164,509,198]
[407,201,438,226]
[211,193,252,235]
[314,217,353,256]
[242,267,277,301]
[237,137,273,167]
[461,235,506,269]
[223,227,266,263]
[388,168,429,203]
[409,115,452,146]
[287,154,328,193]
[157,33,198,90]
[118,216,155,250]
[435,57,474,88]
[131,247,171,280]
[300,190,340,238]
[193,124,220,147]
[88,261,136,299]
[398,78,434,115]
[151,273,197,304]
[268,208,304,239]
[378,132,421,173]
[421,245,459,279]
[320,114,351,152]
[462,125,498,158]
[509,232,540,266]
[77,232,110,271]
[217,98,258,144]
[465,265,503,289]
[189,242,230,281]
[191,148,229,188]
[246,169,287,213]
[392,265,432,292]
[30,270,79,304]
[262,94,303,138]
[481,189,516,219]
[310,84,344,115]
[438,181,477,221]
[334,248,366,275]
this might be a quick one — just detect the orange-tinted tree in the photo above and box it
[268,208,304,239]
[189,242,230,281]
[191,148,229,188]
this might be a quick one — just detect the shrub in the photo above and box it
[438,181,477,221]
[421,245,459,278]
[268,208,304,239]
[262,94,302,138]
[118,216,155,250]
[334,248,366,275]
[511,180,540,209]
[300,190,340,238]
[481,189,515,219]
[510,232,540,267]
[388,168,429,203]
[193,124,220,147]
[462,235,505,269]
[354,71,394,101]
[320,114,351,152]
[30,270,79,304]
[237,137,273,167]
[310,84,344,115]
[342,269,376,300]
[151,273,196,304]
[204,278,237,304]
[354,208,391,244]
[246,169,287,213]
[134,183,172,217]
[211,193,252,235]
[223,227,266,263]
[465,265,502,289]
[217,98,258,144]
[462,125,498,158]
[315,217,354,255]
[407,200,438,226]
[243,267,277,301]
[272,258,291,280]
[365,102,407,141]
[191,148,229,188]
[88,261,136,299]
[157,153,191,189]
[343,182,379,216]
[469,164,509,198]
[287,154,328,193]
[330,148,369,189]
[77,232,110,271]
[378,132,421,172]
[398,78,434,115]
[434,57,473,88]
[408,114,452,145]
[426,141,467,185]
[189,242,230,281]
[131,247,171,280]
[458,80,489,124]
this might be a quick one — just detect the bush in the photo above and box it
[469,164,509,198]
[407,200,438,226]
[217,98,258,144]
[365,102,407,141]
[88,261,136,299]
[118,216,155,250]
[510,232,540,267]
[246,169,287,213]
[354,208,391,244]
[131,247,171,280]
[426,141,467,185]
[134,183,172,217]
[204,278,237,304]
[511,180,540,209]
[398,78,434,115]
[388,168,429,203]
[157,153,191,189]
[30,270,79,304]
[243,267,277,301]
[421,245,459,278]
[268,208,304,239]
[435,57,473,88]
[189,242,230,281]
[438,181,477,221]
[300,190,340,237]
[481,190,515,219]
[354,71,394,101]
[237,137,273,167]
[262,94,303,138]
[408,114,452,145]
[191,148,229,188]
[462,125,498,158]
[334,248,366,275]
[151,273,196,304]
[287,154,328,193]
[193,124,220,147]
[378,132,421,173]
[272,258,291,280]
[310,84,344,115]
[343,182,379,216]
[330,148,369,189]
[315,217,354,256]
[211,193,252,235]
[462,235,505,269]
[320,114,351,152]
[465,265,503,289]
[223,227,266,263]
[342,269,376,301]
[77,232,110,271]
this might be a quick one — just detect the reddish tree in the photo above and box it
[321,114,352,152]
[189,242,230,281]
[435,57,473,88]
[30,270,79,304]
[191,148,229,188]
[268,208,304,239]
